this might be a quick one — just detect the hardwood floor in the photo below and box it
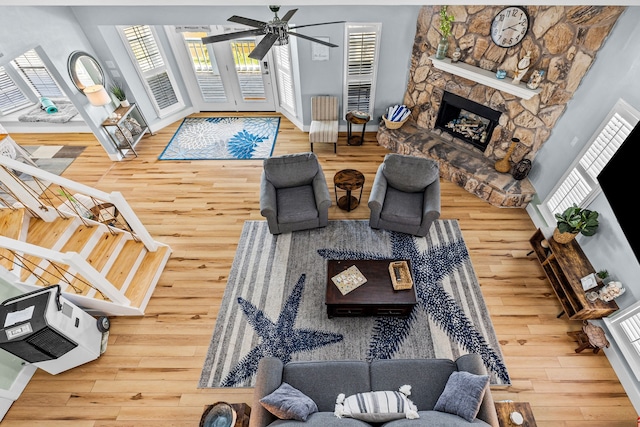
[3,113,635,426]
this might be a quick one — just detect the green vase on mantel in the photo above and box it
[435,36,449,60]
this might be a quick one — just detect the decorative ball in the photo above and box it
[512,159,532,180]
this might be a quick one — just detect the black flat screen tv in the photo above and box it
[597,120,640,263]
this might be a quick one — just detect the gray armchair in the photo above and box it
[368,153,441,237]
[260,152,331,235]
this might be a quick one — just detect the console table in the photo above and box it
[529,228,618,320]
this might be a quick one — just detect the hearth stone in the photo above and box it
[377,120,535,208]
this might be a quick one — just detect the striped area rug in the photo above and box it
[199,220,509,388]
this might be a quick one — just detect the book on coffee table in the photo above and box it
[331,265,367,295]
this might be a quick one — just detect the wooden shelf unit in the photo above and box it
[100,103,149,158]
[529,228,618,320]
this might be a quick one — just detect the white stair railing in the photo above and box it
[0,156,158,252]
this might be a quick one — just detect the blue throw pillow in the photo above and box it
[259,382,318,421]
[434,371,489,422]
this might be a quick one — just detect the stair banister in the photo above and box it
[0,236,130,306]
[109,192,158,252]
[0,159,58,222]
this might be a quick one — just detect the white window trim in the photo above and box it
[343,22,381,118]
[539,98,640,225]
[0,66,33,115]
[118,25,184,117]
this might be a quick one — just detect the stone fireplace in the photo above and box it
[376,5,625,208]
[435,91,501,152]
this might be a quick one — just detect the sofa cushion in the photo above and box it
[382,410,493,426]
[434,371,489,422]
[381,154,439,193]
[370,358,457,410]
[259,382,318,421]
[268,411,372,426]
[282,360,371,412]
[264,153,319,188]
[335,386,419,423]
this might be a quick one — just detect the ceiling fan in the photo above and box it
[201,5,345,61]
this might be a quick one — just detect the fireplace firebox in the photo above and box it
[435,92,502,152]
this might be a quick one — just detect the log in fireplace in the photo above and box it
[435,91,502,152]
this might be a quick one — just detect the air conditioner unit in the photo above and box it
[0,285,109,375]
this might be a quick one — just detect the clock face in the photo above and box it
[491,6,529,48]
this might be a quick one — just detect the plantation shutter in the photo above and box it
[0,66,32,114]
[273,44,296,114]
[180,32,227,103]
[344,23,381,117]
[11,50,64,98]
[605,301,640,382]
[122,25,180,114]
[542,99,639,222]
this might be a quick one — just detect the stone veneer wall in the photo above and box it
[404,5,624,163]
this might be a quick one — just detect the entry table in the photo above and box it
[346,111,370,146]
[334,169,365,211]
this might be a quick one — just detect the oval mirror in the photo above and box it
[67,51,105,93]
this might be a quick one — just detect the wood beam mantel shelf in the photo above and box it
[430,56,541,100]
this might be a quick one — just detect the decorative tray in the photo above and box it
[389,261,413,290]
[331,265,367,295]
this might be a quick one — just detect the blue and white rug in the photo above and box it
[199,220,510,388]
[159,116,280,160]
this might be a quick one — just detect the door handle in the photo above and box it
[262,61,269,75]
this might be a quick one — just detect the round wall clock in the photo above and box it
[490,6,530,48]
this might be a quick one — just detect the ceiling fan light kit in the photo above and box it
[201,5,344,60]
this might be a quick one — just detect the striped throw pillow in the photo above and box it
[334,385,419,422]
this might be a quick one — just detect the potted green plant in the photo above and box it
[435,6,455,60]
[553,204,599,244]
[109,80,129,108]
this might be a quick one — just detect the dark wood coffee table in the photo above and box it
[326,259,417,318]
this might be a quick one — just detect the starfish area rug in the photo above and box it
[158,116,280,160]
[198,220,510,388]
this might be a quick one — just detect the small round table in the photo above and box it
[334,169,365,212]
[345,111,370,146]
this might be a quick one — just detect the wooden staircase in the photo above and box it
[0,207,171,316]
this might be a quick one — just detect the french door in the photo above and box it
[170,28,276,112]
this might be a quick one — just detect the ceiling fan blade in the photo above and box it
[287,32,339,47]
[281,8,298,22]
[248,33,279,60]
[290,21,346,30]
[227,15,267,29]
[202,29,264,45]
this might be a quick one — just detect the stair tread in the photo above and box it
[69,232,126,295]
[0,208,25,270]
[105,239,146,290]
[125,245,170,308]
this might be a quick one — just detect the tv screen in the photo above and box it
[597,120,640,263]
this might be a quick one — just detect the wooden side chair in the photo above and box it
[309,96,339,153]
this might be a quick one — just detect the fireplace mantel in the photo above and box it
[430,56,541,100]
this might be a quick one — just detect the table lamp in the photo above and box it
[84,84,112,119]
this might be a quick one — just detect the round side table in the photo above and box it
[334,169,365,212]
[345,111,370,146]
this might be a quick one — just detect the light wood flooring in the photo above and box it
[3,113,636,426]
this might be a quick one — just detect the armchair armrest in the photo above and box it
[260,173,281,234]
[455,354,499,427]
[417,178,441,236]
[367,165,388,227]
[312,173,332,210]
[250,357,285,427]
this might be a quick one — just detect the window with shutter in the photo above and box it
[120,25,183,116]
[181,32,227,103]
[605,301,640,381]
[343,23,381,117]
[11,50,65,99]
[0,66,32,114]
[540,99,640,225]
[273,44,296,115]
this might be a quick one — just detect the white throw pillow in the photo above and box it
[334,385,419,422]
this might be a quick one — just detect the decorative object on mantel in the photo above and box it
[527,70,545,90]
[511,158,532,180]
[494,137,519,173]
[435,6,454,60]
[383,104,411,129]
[552,204,599,244]
[512,51,531,85]
[451,47,461,63]
[490,6,530,48]
[495,69,507,79]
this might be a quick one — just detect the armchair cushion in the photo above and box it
[276,186,318,223]
[382,154,439,193]
[380,187,423,226]
[264,153,319,188]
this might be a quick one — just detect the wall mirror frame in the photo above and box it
[67,50,105,93]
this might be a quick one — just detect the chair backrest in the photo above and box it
[311,96,338,121]
[263,152,320,188]
[382,153,439,193]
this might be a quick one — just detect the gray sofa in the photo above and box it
[250,355,499,427]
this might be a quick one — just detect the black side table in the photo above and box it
[346,111,370,146]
